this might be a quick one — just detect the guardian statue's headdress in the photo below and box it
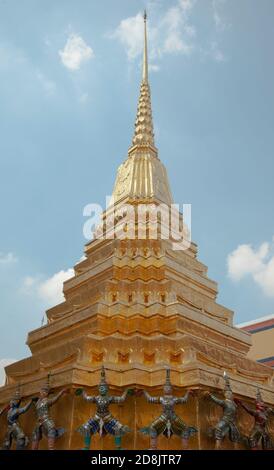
[223,371,232,393]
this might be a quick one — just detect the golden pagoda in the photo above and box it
[0,12,274,450]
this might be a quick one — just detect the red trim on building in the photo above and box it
[258,356,274,368]
[241,318,274,333]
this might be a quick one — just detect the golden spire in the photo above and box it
[142,10,148,83]
[111,10,173,205]
[131,10,155,149]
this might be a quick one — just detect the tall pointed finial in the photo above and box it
[130,9,155,149]
[142,10,148,83]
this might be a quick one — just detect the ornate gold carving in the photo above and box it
[143,351,155,365]
[118,351,130,364]
[169,351,182,365]
[92,352,104,363]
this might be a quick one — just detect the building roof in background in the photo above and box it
[237,314,274,333]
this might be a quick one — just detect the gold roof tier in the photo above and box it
[111,150,173,205]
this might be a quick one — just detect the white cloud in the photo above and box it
[22,268,74,306]
[0,252,17,264]
[162,6,194,54]
[227,238,274,297]
[110,1,196,66]
[0,359,16,386]
[161,1,196,55]
[37,268,74,304]
[227,243,268,281]
[59,33,94,71]
[111,12,145,60]
[163,6,184,32]
[111,1,230,67]
[163,32,189,54]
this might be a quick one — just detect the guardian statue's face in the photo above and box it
[40,389,49,398]
[10,399,19,408]
[163,385,172,395]
[256,402,266,412]
[99,384,108,396]
[224,390,233,401]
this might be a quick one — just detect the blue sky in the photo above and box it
[0,0,274,375]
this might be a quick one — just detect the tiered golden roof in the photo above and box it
[0,12,273,450]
